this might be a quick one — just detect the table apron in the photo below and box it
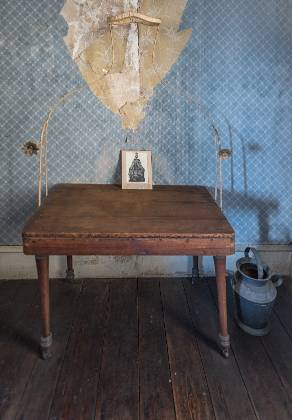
[23,237,235,256]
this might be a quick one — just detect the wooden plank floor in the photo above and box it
[1,277,292,420]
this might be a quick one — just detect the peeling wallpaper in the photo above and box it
[61,0,192,129]
[1,0,292,245]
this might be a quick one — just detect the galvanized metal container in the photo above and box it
[233,247,282,336]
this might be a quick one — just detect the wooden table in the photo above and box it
[22,184,235,359]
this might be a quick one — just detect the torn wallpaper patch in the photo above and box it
[61,0,192,129]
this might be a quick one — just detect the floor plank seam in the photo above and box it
[46,279,84,420]
[8,286,40,419]
[273,308,292,343]
[92,279,112,420]
[206,278,260,420]
[260,335,292,403]
[226,339,260,420]
[182,279,217,420]
[283,283,292,299]
[159,279,178,420]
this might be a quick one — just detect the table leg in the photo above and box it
[192,256,199,284]
[213,256,230,358]
[66,255,75,282]
[35,256,52,359]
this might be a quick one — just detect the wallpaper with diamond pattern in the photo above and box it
[1,0,292,245]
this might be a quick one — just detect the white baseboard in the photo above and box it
[0,245,291,280]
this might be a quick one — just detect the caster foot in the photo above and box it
[219,333,230,358]
[40,333,53,360]
[222,347,230,358]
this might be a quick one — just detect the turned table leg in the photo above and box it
[66,255,75,282]
[35,256,52,359]
[213,256,230,358]
[192,256,199,284]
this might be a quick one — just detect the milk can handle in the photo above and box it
[244,247,264,279]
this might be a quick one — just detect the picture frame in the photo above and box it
[121,150,153,190]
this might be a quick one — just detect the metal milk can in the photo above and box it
[232,247,282,336]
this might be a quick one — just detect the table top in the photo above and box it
[22,184,235,256]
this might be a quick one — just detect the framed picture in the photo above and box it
[121,150,153,190]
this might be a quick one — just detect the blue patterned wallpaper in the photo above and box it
[1,0,292,245]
